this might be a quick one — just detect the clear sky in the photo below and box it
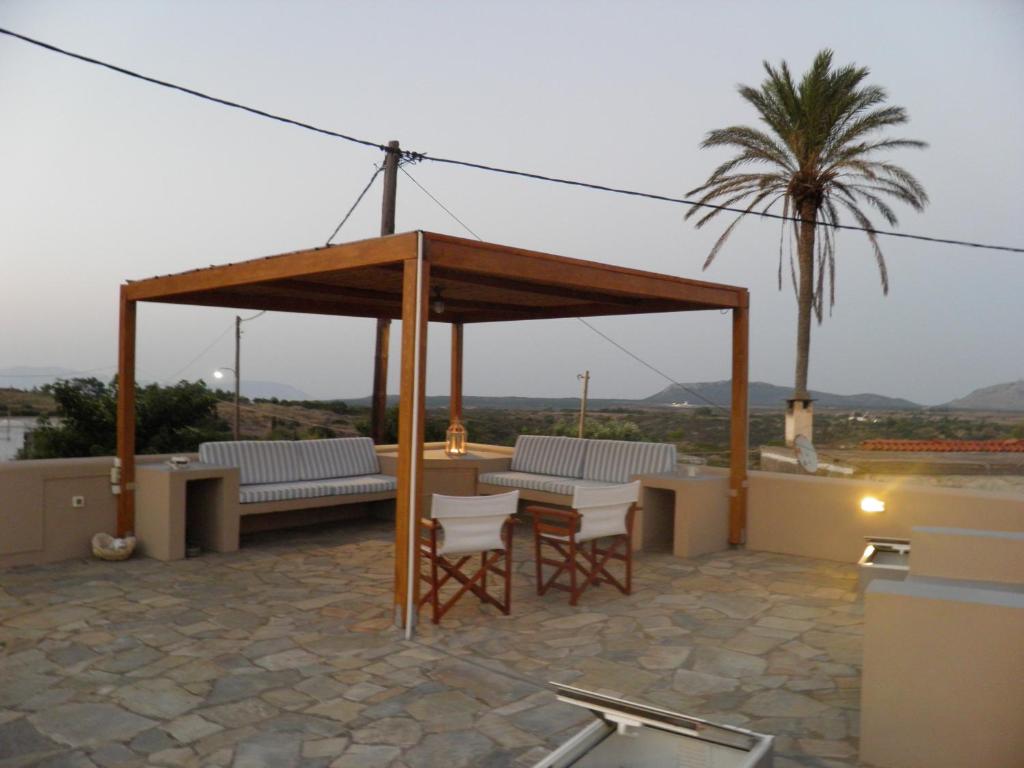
[1,1,1021,405]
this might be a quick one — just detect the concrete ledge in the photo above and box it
[910,526,1024,585]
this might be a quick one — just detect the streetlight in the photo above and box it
[212,311,265,440]
[213,366,239,439]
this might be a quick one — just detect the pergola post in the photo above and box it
[450,322,463,425]
[370,319,390,442]
[394,246,429,628]
[729,301,749,544]
[116,288,137,537]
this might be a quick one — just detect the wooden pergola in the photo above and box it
[116,231,749,626]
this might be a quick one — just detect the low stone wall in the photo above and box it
[5,451,1023,569]
[746,470,1024,562]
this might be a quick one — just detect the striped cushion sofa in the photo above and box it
[198,437,397,515]
[477,435,677,503]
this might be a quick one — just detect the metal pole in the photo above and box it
[234,315,241,440]
[371,139,400,443]
[577,370,590,438]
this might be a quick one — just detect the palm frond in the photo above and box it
[686,48,926,312]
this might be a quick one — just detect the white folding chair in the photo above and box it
[528,482,640,606]
[419,491,519,624]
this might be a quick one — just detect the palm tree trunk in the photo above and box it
[793,200,817,400]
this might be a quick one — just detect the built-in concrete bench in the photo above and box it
[198,438,396,516]
[477,435,677,505]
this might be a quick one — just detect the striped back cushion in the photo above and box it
[581,440,677,483]
[510,435,586,478]
[295,437,380,481]
[199,441,300,485]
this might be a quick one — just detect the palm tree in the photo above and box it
[686,49,928,402]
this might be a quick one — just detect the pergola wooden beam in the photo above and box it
[394,251,428,627]
[424,235,745,309]
[116,230,752,629]
[729,304,750,545]
[123,233,419,302]
[451,322,464,425]
[116,289,136,537]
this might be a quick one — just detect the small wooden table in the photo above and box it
[135,463,240,561]
[377,448,512,516]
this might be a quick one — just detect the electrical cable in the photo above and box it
[398,165,483,240]
[404,166,732,413]
[163,321,235,382]
[574,318,731,414]
[2,25,1022,255]
[325,165,383,245]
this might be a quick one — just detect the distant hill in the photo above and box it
[348,394,636,410]
[226,380,311,401]
[0,366,88,389]
[643,381,920,410]
[344,382,919,411]
[0,368,311,402]
[942,381,1024,412]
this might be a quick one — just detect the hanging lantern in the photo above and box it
[445,419,467,457]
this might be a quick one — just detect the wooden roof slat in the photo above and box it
[124,230,748,320]
[124,232,417,302]
[424,233,746,309]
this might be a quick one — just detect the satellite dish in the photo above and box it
[795,435,818,474]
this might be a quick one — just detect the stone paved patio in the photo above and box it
[0,519,864,767]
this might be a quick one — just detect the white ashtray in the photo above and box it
[168,456,191,469]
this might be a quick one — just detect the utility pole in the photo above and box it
[577,370,590,438]
[233,315,241,440]
[371,140,400,443]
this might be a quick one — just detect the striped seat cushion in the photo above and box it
[509,435,586,478]
[478,471,615,498]
[239,474,397,504]
[295,437,380,481]
[199,441,300,486]
[581,440,678,483]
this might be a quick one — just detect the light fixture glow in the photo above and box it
[431,288,445,315]
[860,496,885,513]
[213,370,225,379]
[445,419,467,457]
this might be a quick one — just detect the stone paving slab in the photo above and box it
[0,520,863,767]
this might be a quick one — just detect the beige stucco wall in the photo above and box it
[910,526,1024,585]
[0,455,179,568]
[861,580,1024,768]
[746,470,1024,562]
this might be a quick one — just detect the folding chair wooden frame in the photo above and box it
[418,491,518,624]
[527,500,636,607]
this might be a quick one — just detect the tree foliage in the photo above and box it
[19,378,230,459]
[687,49,928,399]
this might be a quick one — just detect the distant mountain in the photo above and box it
[643,381,920,410]
[942,380,1024,412]
[0,366,90,389]
[348,394,635,410]
[208,380,311,401]
[343,382,919,411]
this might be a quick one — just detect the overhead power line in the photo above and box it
[574,319,731,414]
[325,165,383,245]
[163,321,234,382]
[405,167,731,413]
[398,165,483,240]
[2,25,1022,254]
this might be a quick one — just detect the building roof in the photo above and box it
[123,231,748,323]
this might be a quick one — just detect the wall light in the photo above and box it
[860,496,886,513]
